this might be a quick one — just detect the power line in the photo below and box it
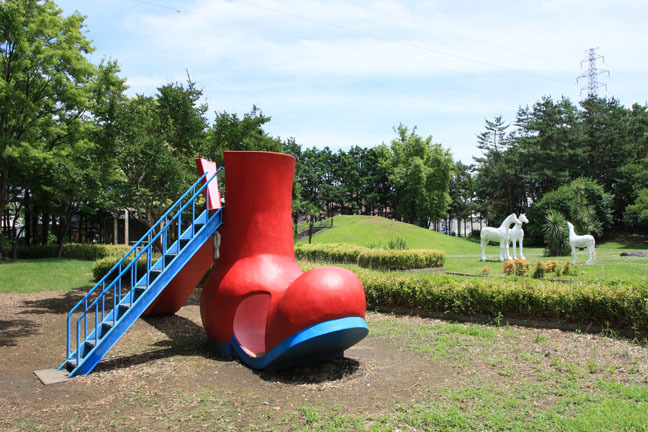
[132,0,575,86]
[332,0,560,59]
[577,47,609,96]
[229,0,575,84]
[130,0,446,71]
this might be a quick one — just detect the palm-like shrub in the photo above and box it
[542,209,570,256]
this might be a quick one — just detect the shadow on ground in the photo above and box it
[253,357,362,385]
[0,318,39,346]
[19,290,89,315]
[92,314,219,373]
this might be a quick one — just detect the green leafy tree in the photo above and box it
[207,106,282,166]
[381,125,452,227]
[0,0,96,224]
[101,77,209,239]
[448,161,475,236]
[624,188,648,232]
[527,178,612,245]
[616,157,648,225]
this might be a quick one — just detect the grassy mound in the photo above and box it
[297,215,479,254]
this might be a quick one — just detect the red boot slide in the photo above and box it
[200,151,368,369]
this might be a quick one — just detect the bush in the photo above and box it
[294,243,368,264]
[344,267,648,331]
[527,177,613,245]
[0,235,12,259]
[15,243,130,261]
[357,249,444,271]
[544,260,559,273]
[480,266,491,276]
[532,261,546,279]
[562,262,576,276]
[295,243,445,271]
[92,255,149,283]
[512,259,529,276]
[502,260,514,275]
[541,210,571,257]
[387,237,408,250]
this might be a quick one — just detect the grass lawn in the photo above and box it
[1,254,646,430]
[0,258,94,293]
[300,215,648,282]
[293,314,648,431]
[305,314,648,431]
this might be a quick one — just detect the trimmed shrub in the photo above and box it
[15,243,130,261]
[92,255,149,283]
[513,259,530,276]
[294,243,368,264]
[344,267,648,331]
[480,266,491,276]
[544,260,559,273]
[532,261,546,279]
[357,249,445,271]
[295,243,445,271]
[502,260,514,275]
[562,262,576,276]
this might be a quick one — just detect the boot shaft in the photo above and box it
[220,151,296,262]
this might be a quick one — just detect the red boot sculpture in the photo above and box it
[200,151,368,368]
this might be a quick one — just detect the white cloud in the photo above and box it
[55,0,648,163]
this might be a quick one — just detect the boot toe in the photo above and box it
[266,266,366,350]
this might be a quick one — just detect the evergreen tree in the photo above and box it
[473,116,516,222]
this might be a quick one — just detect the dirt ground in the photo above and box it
[1,288,647,430]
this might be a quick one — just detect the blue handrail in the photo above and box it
[64,168,223,366]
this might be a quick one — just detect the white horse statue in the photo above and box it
[480,213,521,262]
[567,221,596,265]
[507,213,529,260]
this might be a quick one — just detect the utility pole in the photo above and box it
[577,47,609,96]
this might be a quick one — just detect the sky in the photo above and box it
[54,0,648,163]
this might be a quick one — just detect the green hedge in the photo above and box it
[294,243,368,264]
[92,255,149,283]
[15,243,131,261]
[295,243,445,271]
[357,249,445,271]
[348,267,648,331]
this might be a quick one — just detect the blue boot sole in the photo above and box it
[211,316,369,369]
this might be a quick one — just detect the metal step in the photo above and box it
[132,286,146,301]
[99,322,113,338]
[61,204,223,376]
[164,253,178,265]
[149,269,162,282]
[118,302,131,319]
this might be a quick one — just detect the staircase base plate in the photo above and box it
[34,368,69,385]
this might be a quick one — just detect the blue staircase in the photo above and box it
[59,168,223,377]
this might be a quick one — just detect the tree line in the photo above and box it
[469,96,648,244]
[2,0,648,257]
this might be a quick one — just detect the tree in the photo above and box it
[102,77,210,239]
[624,188,648,232]
[156,74,209,157]
[207,106,282,166]
[527,178,613,245]
[381,125,452,227]
[448,161,475,236]
[0,0,96,218]
[473,116,524,223]
[512,96,582,201]
[579,96,632,190]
